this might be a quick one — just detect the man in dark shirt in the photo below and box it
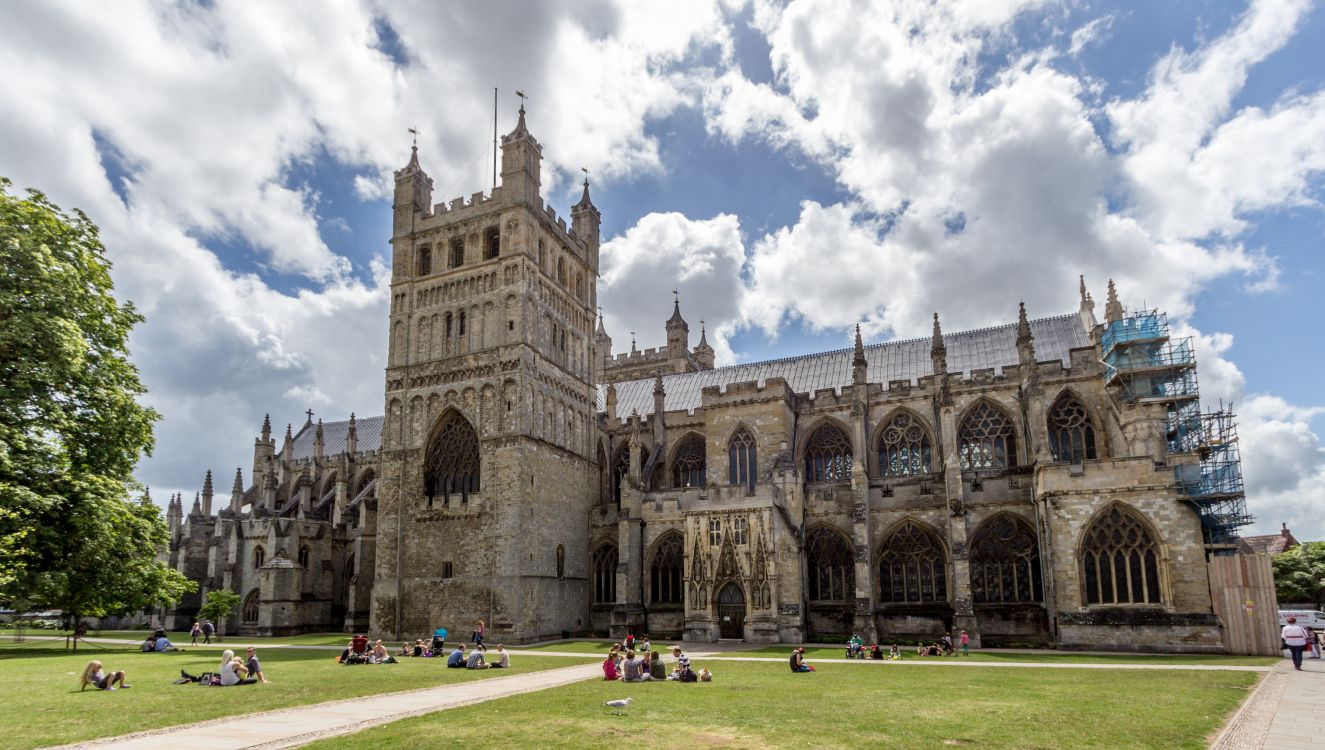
[446,644,466,668]
[245,646,268,683]
[201,620,215,644]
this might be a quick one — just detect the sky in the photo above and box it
[1,0,1323,539]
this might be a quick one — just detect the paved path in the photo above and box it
[47,661,604,750]
[698,654,1274,671]
[1211,657,1325,750]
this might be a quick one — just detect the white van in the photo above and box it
[1278,610,1325,629]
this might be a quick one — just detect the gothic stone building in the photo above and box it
[166,109,1245,651]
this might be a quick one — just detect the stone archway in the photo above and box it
[717,581,746,639]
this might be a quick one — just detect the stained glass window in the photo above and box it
[423,412,480,505]
[878,412,932,477]
[1081,506,1162,605]
[959,402,1017,470]
[728,428,757,491]
[877,522,947,603]
[672,433,706,488]
[1048,394,1098,463]
[970,515,1043,603]
[807,526,855,601]
[649,532,684,604]
[805,422,853,482]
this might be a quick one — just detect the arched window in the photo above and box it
[805,422,853,482]
[242,589,260,623]
[449,237,464,268]
[417,245,432,276]
[878,411,932,477]
[672,434,706,488]
[1048,394,1098,463]
[806,526,855,601]
[556,544,565,578]
[592,544,617,604]
[728,428,756,491]
[355,470,376,498]
[297,545,310,569]
[423,411,480,506]
[970,515,1042,603]
[648,532,684,605]
[611,445,630,508]
[877,522,946,603]
[252,545,265,570]
[1081,506,1162,606]
[484,227,500,260]
[959,402,1017,470]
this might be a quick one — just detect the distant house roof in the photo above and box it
[279,415,384,462]
[600,313,1090,419]
[1237,524,1299,555]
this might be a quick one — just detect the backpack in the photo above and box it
[679,667,698,683]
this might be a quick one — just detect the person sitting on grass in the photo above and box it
[622,649,651,682]
[602,651,621,680]
[155,633,182,652]
[925,643,942,657]
[466,644,488,669]
[447,644,467,668]
[846,634,863,658]
[640,635,651,653]
[889,644,901,661]
[870,643,882,660]
[220,650,257,685]
[371,639,397,664]
[649,650,666,680]
[244,647,269,683]
[789,647,814,673]
[79,660,130,691]
[490,644,510,669]
[400,642,413,658]
[413,639,425,657]
[668,646,691,679]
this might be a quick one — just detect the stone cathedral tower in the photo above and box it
[370,107,602,640]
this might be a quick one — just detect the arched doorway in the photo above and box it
[717,582,746,639]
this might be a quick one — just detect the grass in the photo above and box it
[729,645,1280,666]
[307,659,1258,750]
[0,644,593,749]
[519,640,623,654]
[0,629,365,647]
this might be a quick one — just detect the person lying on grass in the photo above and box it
[80,660,130,691]
[179,649,257,685]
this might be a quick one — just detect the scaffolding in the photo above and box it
[1101,311,1252,546]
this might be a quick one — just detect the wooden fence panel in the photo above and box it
[1207,553,1281,656]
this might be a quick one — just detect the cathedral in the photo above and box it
[162,107,1255,652]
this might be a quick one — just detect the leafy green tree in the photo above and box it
[1273,541,1325,609]
[0,177,193,631]
[197,589,241,641]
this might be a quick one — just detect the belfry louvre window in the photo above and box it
[1048,394,1098,463]
[878,412,932,477]
[423,412,480,505]
[484,227,499,260]
[417,245,432,276]
[649,532,684,604]
[806,527,855,601]
[1081,506,1162,605]
[449,237,464,268]
[728,428,756,491]
[805,423,853,482]
[672,434,706,488]
[592,544,617,604]
[958,402,1017,470]
[878,523,947,603]
[970,515,1043,603]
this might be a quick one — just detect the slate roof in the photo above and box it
[280,415,385,462]
[600,313,1090,420]
[1236,530,1298,555]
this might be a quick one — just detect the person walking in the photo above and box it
[190,621,202,646]
[472,619,485,647]
[959,630,970,656]
[201,619,215,644]
[1282,616,1309,671]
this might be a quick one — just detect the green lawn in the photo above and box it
[519,639,625,654]
[307,660,1258,750]
[0,645,593,749]
[730,645,1280,666]
[0,629,360,647]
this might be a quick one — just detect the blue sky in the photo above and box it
[1,0,1322,537]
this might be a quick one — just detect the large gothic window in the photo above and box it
[424,412,480,506]
[959,402,1017,470]
[970,515,1043,603]
[728,427,757,491]
[878,412,932,477]
[592,544,617,604]
[1081,506,1163,606]
[806,526,855,601]
[648,532,684,605]
[1048,394,1098,463]
[672,434,707,488]
[877,523,947,603]
[805,422,853,482]
[242,589,260,623]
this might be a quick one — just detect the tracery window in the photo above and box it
[1048,394,1098,463]
[970,515,1042,603]
[728,428,757,491]
[672,433,706,488]
[417,245,432,276]
[242,589,260,623]
[708,518,722,547]
[878,412,932,477]
[423,412,480,506]
[253,545,265,570]
[592,544,617,604]
[804,422,853,482]
[959,402,1017,470]
[648,532,684,605]
[732,516,748,545]
[877,523,947,603]
[806,526,855,601]
[1081,506,1162,606]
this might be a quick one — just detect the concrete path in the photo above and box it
[47,661,604,750]
[1211,657,1325,750]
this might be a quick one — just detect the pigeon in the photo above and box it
[604,697,632,714]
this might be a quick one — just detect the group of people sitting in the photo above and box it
[176,647,269,686]
[444,643,510,669]
[844,641,904,660]
[915,631,970,657]
[338,635,399,664]
[140,628,183,653]
[400,634,449,658]
[602,642,709,683]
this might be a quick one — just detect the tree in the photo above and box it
[0,177,193,631]
[1273,541,1325,610]
[197,590,241,641]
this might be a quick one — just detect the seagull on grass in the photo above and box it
[604,697,632,714]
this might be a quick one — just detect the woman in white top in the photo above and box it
[218,649,255,685]
[1282,616,1309,671]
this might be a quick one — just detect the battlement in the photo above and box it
[610,347,669,363]
[426,187,503,223]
